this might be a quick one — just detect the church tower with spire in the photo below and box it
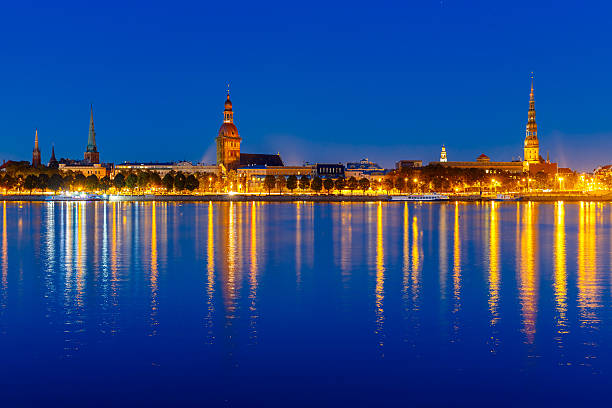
[216,86,241,170]
[32,129,41,167]
[48,144,58,168]
[523,76,540,168]
[84,104,100,164]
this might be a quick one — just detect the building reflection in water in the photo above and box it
[150,202,159,335]
[249,201,259,342]
[577,202,600,331]
[488,202,500,326]
[205,202,215,342]
[340,202,352,288]
[295,202,302,287]
[518,201,538,344]
[1,202,7,310]
[402,203,410,301]
[452,202,462,324]
[554,201,568,343]
[411,212,421,308]
[375,201,385,350]
[438,203,448,300]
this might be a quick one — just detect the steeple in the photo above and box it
[84,104,100,164]
[32,129,41,167]
[48,144,58,168]
[87,104,97,152]
[224,84,234,124]
[523,74,539,165]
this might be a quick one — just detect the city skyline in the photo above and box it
[2,2,612,171]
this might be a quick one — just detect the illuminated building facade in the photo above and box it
[432,154,524,173]
[440,145,448,162]
[32,129,41,167]
[59,162,110,178]
[216,90,241,170]
[113,161,219,178]
[84,105,100,164]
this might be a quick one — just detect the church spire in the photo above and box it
[524,73,540,165]
[87,104,97,152]
[48,144,58,168]
[224,85,234,124]
[84,104,100,164]
[32,128,41,167]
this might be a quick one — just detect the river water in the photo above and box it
[0,201,610,406]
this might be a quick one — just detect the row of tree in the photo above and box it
[262,175,372,194]
[0,171,202,193]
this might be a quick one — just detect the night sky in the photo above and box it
[1,0,611,171]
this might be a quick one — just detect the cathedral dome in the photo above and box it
[218,122,239,139]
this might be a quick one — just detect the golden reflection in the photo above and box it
[488,202,500,326]
[375,202,385,350]
[411,214,420,306]
[224,202,237,320]
[518,201,538,344]
[554,201,568,335]
[577,202,600,329]
[402,203,409,298]
[1,202,7,307]
[111,202,118,305]
[2,202,7,287]
[296,202,301,286]
[205,202,215,342]
[76,203,85,307]
[249,201,258,341]
[150,202,159,334]
[438,204,447,299]
[452,202,461,317]
[340,202,352,286]
[65,203,73,301]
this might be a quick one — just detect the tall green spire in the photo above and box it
[87,104,97,153]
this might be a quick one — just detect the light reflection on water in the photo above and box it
[0,201,611,404]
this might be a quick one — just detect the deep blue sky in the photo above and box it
[1,0,611,171]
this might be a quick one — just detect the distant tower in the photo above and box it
[216,86,241,170]
[440,144,448,162]
[84,104,100,164]
[48,144,58,168]
[32,129,41,167]
[523,75,539,167]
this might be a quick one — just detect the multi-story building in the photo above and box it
[432,153,524,173]
[113,161,219,178]
[395,160,423,171]
[59,162,111,178]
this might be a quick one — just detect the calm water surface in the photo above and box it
[0,201,611,406]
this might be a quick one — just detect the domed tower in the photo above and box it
[216,87,241,170]
[523,76,539,166]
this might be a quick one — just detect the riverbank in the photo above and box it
[2,192,612,202]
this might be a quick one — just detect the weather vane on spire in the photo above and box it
[227,82,230,97]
